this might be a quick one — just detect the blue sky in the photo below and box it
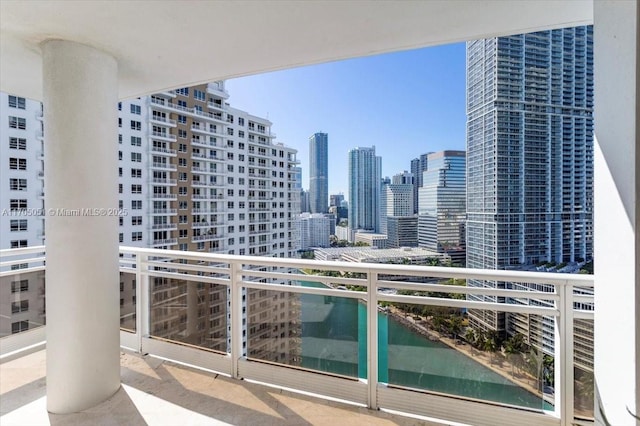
[226,42,466,199]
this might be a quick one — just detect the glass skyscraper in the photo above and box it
[348,146,381,239]
[418,150,466,262]
[465,27,594,343]
[309,132,328,214]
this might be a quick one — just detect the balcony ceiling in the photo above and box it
[0,0,592,101]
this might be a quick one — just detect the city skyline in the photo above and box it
[226,42,466,198]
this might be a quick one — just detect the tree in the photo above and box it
[448,315,463,341]
[464,328,476,346]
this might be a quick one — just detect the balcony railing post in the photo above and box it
[555,281,574,425]
[230,260,243,379]
[137,252,150,354]
[367,269,379,409]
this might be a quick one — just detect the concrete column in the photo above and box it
[42,40,120,413]
[593,2,639,425]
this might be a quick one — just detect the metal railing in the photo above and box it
[0,245,594,426]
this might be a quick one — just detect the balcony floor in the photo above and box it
[1,350,446,426]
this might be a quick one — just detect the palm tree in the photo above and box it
[483,335,498,364]
[448,315,463,341]
[464,328,476,346]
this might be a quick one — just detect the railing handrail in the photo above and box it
[0,244,595,424]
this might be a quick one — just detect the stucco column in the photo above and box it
[42,40,120,413]
[593,2,639,425]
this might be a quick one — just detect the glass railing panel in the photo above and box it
[0,269,46,338]
[380,302,551,411]
[574,318,594,420]
[149,276,229,353]
[119,271,136,332]
[246,282,364,379]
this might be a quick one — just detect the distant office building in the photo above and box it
[348,146,381,240]
[297,213,331,249]
[329,193,344,208]
[309,132,328,213]
[354,232,387,249]
[410,153,432,215]
[387,216,418,248]
[380,183,414,235]
[300,189,310,213]
[418,150,466,263]
[466,27,593,370]
[392,171,413,185]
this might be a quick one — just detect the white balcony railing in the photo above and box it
[0,246,595,426]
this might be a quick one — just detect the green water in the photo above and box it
[299,281,550,410]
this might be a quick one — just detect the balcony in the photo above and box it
[151,162,177,171]
[149,146,177,156]
[149,193,177,201]
[150,115,177,127]
[149,177,177,186]
[151,238,177,247]
[150,131,177,142]
[0,246,595,425]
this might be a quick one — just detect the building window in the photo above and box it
[179,243,188,251]
[179,215,187,224]
[11,280,29,293]
[178,129,187,139]
[179,172,187,181]
[131,152,142,162]
[10,199,27,210]
[132,216,142,225]
[9,178,27,191]
[119,233,123,243]
[194,89,206,101]
[12,321,29,334]
[238,117,244,126]
[131,169,142,178]
[131,136,141,146]
[11,300,29,313]
[132,232,143,241]
[8,95,26,109]
[178,143,187,152]
[179,201,187,210]
[176,87,189,96]
[179,229,188,238]
[177,115,186,124]
[130,104,141,114]
[178,158,187,167]
[10,240,28,248]
[130,120,141,131]
[131,184,142,194]
[8,116,26,130]
[9,158,27,170]
[9,137,26,150]
[131,200,142,209]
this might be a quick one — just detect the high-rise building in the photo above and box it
[410,153,431,215]
[297,213,331,249]
[392,171,413,185]
[379,183,414,235]
[386,216,418,248]
[347,146,381,240]
[417,150,466,263]
[465,27,593,369]
[309,132,328,214]
[300,189,310,213]
[329,193,344,208]
[0,83,303,361]
[0,93,46,337]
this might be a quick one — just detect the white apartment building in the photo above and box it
[1,84,303,359]
[297,212,331,249]
[0,93,46,337]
